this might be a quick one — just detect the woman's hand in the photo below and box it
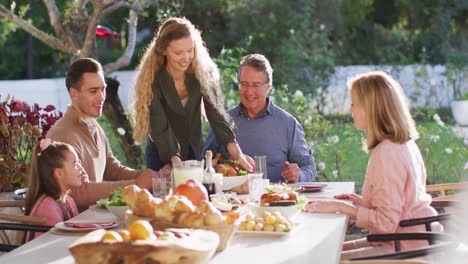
[304,200,358,219]
[171,155,182,165]
[226,141,254,172]
[304,200,343,214]
[334,193,364,206]
[238,154,254,173]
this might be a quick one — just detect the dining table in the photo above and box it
[0,181,354,264]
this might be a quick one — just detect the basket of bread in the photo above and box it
[121,182,239,252]
[212,153,251,194]
[69,220,219,264]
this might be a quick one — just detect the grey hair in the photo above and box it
[237,54,273,85]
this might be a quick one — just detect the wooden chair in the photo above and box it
[426,182,468,213]
[0,200,52,252]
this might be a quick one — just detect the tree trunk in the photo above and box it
[103,77,143,169]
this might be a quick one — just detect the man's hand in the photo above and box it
[135,169,158,189]
[281,161,300,183]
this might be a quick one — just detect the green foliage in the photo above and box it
[457,92,468,101]
[0,95,62,191]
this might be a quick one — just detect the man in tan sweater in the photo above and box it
[47,58,157,212]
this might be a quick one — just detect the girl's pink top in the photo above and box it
[29,195,79,238]
[356,139,439,250]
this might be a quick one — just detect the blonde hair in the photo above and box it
[132,17,227,142]
[348,71,419,150]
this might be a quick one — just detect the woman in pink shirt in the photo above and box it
[25,139,88,238]
[304,71,438,259]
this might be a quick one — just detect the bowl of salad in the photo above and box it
[98,188,129,220]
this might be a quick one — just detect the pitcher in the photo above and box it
[172,160,204,188]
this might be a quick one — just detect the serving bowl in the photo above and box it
[106,205,130,220]
[248,203,300,219]
[222,175,248,191]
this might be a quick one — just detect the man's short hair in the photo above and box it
[237,54,273,85]
[66,58,103,92]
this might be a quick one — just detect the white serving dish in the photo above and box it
[106,205,130,220]
[222,175,248,190]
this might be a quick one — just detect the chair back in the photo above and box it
[0,195,51,252]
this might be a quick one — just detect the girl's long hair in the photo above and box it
[25,141,71,215]
[348,71,419,150]
[132,17,228,143]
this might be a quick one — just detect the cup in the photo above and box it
[213,173,224,193]
[152,177,168,198]
[248,172,263,203]
[254,156,267,179]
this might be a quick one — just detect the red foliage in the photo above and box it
[0,95,62,191]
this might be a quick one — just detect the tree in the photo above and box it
[0,0,183,168]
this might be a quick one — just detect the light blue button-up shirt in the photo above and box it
[203,98,316,183]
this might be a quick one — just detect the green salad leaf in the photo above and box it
[99,188,127,207]
[237,169,247,176]
[295,194,307,210]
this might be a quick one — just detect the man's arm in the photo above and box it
[288,119,316,182]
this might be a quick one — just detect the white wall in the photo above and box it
[0,66,466,114]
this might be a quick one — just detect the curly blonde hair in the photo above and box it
[132,17,227,143]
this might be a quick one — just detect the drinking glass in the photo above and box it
[172,160,204,187]
[213,173,224,193]
[152,177,167,198]
[254,156,267,179]
[248,172,263,203]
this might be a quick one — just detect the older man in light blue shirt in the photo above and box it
[203,54,316,183]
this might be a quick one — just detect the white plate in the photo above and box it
[235,222,301,237]
[248,203,300,219]
[54,221,119,232]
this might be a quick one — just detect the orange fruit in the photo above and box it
[128,220,153,241]
[118,230,131,241]
[101,230,123,242]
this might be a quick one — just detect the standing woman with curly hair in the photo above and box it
[132,17,254,172]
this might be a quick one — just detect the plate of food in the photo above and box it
[235,212,299,237]
[55,221,119,232]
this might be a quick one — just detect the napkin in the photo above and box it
[64,221,117,229]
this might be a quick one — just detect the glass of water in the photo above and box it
[248,172,263,203]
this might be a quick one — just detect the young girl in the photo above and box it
[25,139,88,237]
[304,71,439,259]
[132,17,254,172]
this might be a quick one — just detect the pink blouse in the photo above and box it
[355,139,439,251]
[29,195,79,238]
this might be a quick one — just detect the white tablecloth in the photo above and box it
[0,182,354,264]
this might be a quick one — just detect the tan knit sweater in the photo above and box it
[47,106,141,212]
